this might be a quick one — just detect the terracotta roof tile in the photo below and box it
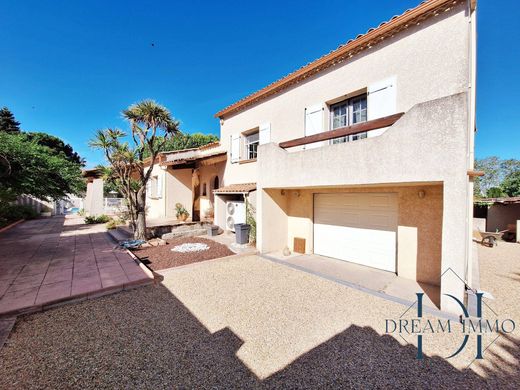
[478,197,520,204]
[213,183,257,194]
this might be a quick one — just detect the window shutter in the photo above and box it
[367,76,396,138]
[146,180,152,198]
[259,122,271,145]
[157,174,163,199]
[305,103,324,149]
[231,133,241,163]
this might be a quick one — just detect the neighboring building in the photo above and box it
[83,168,104,216]
[211,0,478,313]
[144,142,226,221]
[474,197,520,241]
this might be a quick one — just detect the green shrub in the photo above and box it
[84,214,111,224]
[0,202,38,228]
[106,220,117,230]
[245,198,256,244]
[84,215,96,224]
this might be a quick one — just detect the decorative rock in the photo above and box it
[171,243,210,253]
[148,238,167,247]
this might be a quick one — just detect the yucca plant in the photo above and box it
[90,100,180,240]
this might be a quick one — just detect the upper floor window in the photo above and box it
[244,131,259,160]
[330,94,367,144]
[230,123,270,163]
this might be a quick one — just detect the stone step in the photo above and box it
[162,229,208,240]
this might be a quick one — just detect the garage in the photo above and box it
[313,193,398,272]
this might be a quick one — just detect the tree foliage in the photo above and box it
[142,132,219,158]
[158,132,218,153]
[501,170,520,197]
[486,187,506,198]
[0,107,21,133]
[0,132,84,201]
[26,132,85,166]
[474,156,520,198]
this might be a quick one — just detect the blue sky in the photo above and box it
[1,0,518,168]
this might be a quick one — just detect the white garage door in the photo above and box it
[314,193,398,272]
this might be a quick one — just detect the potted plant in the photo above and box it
[204,206,214,221]
[175,203,190,222]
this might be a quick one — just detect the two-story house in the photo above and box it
[213,0,478,313]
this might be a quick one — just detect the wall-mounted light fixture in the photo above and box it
[418,190,426,199]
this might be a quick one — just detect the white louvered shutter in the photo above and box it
[367,76,397,138]
[146,179,152,198]
[259,122,271,145]
[304,104,324,149]
[157,174,163,199]
[231,133,241,163]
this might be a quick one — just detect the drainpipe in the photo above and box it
[465,0,478,291]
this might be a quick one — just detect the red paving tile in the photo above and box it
[0,287,39,312]
[71,279,102,296]
[35,280,72,305]
[9,274,46,291]
[42,268,72,285]
[0,216,153,315]
[0,281,11,297]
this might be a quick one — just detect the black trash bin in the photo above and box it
[235,223,250,244]
[207,225,219,236]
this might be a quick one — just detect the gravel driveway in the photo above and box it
[0,244,519,388]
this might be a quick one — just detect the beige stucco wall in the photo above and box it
[165,168,192,218]
[84,178,104,216]
[218,2,470,186]
[260,189,288,253]
[486,204,520,232]
[275,185,443,286]
[145,161,226,221]
[256,93,471,313]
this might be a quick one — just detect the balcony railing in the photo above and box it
[278,112,404,149]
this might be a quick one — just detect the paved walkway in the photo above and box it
[0,216,153,316]
[264,251,441,309]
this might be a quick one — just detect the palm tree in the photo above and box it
[89,129,138,230]
[122,100,180,239]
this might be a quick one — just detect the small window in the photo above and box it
[244,131,259,160]
[202,183,207,196]
[330,94,368,144]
